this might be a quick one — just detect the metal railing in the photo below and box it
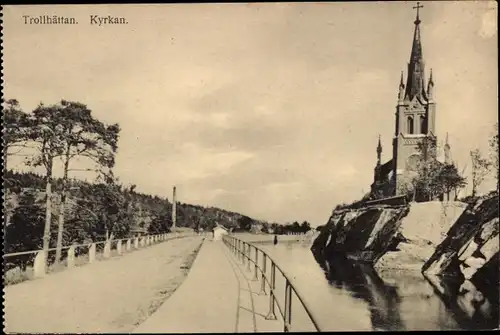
[222,235,321,332]
[3,231,202,282]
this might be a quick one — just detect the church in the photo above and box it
[370,3,454,200]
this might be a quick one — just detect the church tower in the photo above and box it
[392,2,437,195]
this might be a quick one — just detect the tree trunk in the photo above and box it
[42,158,53,262]
[55,144,71,264]
[55,191,67,264]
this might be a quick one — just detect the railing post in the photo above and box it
[259,253,267,295]
[67,246,76,268]
[126,239,131,251]
[33,251,47,278]
[284,280,292,332]
[265,262,277,320]
[253,247,259,281]
[134,237,139,249]
[240,241,244,262]
[89,243,96,263]
[247,244,251,271]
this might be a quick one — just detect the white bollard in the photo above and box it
[103,241,111,259]
[126,239,131,251]
[89,243,96,263]
[134,237,139,249]
[117,240,122,255]
[67,246,76,268]
[33,251,47,278]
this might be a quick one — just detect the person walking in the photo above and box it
[273,234,278,245]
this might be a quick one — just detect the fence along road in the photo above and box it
[3,234,204,333]
[3,231,196,283]
[5,231,319,333]
[224,234,322,332]
[134,233,320,333]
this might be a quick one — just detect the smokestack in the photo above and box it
[172,186,177,229]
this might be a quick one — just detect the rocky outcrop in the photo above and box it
[375,201,467,270]
[422,193,499,290]
[311,204,410,263]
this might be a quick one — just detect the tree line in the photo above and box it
[260,221,312,234]
[2,99,269,270]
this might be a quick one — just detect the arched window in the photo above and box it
[407,116,414,134]
[420,115,427,134]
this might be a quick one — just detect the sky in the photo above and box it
[3,2,498,226]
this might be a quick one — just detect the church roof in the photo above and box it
[379,159,393,177]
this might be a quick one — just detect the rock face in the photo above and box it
[311,204,410,264]
[422,193,499,289]
[376,201,467,270]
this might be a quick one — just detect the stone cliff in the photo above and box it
[311,194,497,274]
[422,192,499,300]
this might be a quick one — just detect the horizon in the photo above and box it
[3,2,498,227]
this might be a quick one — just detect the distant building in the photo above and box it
[371,5,454,200]
[212,224,228,241]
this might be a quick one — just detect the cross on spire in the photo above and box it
[413,2,424,25]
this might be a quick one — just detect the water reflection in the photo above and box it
[424,273,499,330]
[313,252,407,330]
[313,251,498,330]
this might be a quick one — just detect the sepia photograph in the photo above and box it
[1,1,499,333]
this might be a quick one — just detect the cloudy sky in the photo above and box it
[3,2,498,226]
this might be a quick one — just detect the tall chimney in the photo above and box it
[172,186,177,229]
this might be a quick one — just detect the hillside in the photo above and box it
[3,170,264,254]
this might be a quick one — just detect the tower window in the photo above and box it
[407,116,414,134]
[420,115,427,134]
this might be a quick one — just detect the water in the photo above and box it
[256,242,499,331]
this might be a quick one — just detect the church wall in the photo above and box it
[427,102,436,134]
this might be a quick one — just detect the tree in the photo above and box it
[2,99,33,242]
[413,137,442,201]
[2,99,31,161]
[29,100,120,263]
[148,204,172,235]
[470,149,491,198]
[261,222,269,234]
[24,102,68,262]
[300,221,312,233]
[5,190,46,271]
[434,164,467,201]
[237,215,253,231]
[69,181,132,243]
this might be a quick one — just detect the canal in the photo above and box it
[254,240,499,331]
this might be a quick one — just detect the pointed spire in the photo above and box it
[376,134,382,165]
[427,68,434,100]
[405,2,426,101]
[444,132,451,164]
[398,71,405,101]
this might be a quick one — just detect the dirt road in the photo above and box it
[4,236,204,333]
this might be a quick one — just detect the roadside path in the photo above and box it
[133,238,283,333]
[4,236,204,334]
